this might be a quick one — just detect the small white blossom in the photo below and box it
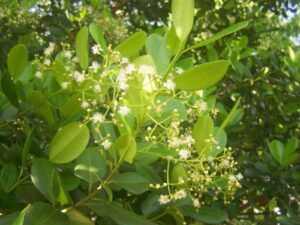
[236,173,244,180]
[121,57,129,64]
[74,71,85,83]
[92,44,103,55]
[158,195,170,205]
[102,139,112,150]
[44,42,55,55]
[35,71,43,78]
[178,149,191,160]
[44,59,51,66]
[64,50,72,58]
[81,101,90,109]
[193,199,200,208]
[163,79,176,90]
[196,100,208,112]
[90,61,100,72]
[169,137,182,148]
[116,70,128,91]
[124,64,135,74]
[94,84,101,93]
[118,106,131,116]
[174,189,187,200]
[138,64,155,76]
[92,112,104,124]
[229,175,237,183]
[175,67,184,74]
[183,135,195,147]
[143,75,157,92]
[61,82,69,89]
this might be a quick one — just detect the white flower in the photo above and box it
[236,173,244,180]
[90,61,99,72]
[193,198,200,208]
[169,137,182,148]
[44,59,51,66]
[178,149,191,160]
[44,42,55,55]
[229,175,237,183]
[143,74,157,92]
[61,82,69,89]
[174,189,187,200]
[124,64,135,74]
[121,57,129,64]
[81,101,90,109]
[138,64,155,76]
[116,70,128,91]
[64,50,72,58]
[118,105,131,116]
[94,84,101,93]
[35,71,42,78]
[92,112,104,124]
[92,44,103,55]
[101,139,112,150]
[44,31,50,36]
[163,79,176,90]
[175,67,184,74]
[196,100,208,112]
[158,195,170,205]
[184,135,195,147]
[74,71,85,83]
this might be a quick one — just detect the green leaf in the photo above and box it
[0,211,20,225]
[39,101,56,127]
[7,44,28,78]
[133,55,156,68]
[181,206,228,224]
[75,26,89,70]
[268,140,284,164]
[31,158,69,204]
[115,134,137,164]
[22,127,34,165]
[21,202,70,225]
[174,60,230,91]
[112,172,150,194]
[172,0,194,41]
[0,163,19,193]
[216,97,241,135]
[89,23,108,54]
[146,34,170,74]
[74,148,107,184]
[285,137,298,156]
[166,24,181,55]
[60,94,83,118]
[141,194,163,217]
[186,21,249,52]
[67,209,94,225]
[114,31,147,58]
[192,115,214,153]
[49,122,90,164]
[1,72,19,107]
[172,165,188,185]
[135,162,162,183]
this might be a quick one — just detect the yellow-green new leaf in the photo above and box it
[174,60,230,91]
[114,31,147,58]
[172,0,194,41]
[7,44,28,78]
[115,134,137,164]
[49,122,90,164]
[75,26,89,70]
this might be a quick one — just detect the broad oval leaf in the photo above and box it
[22,202,70,225]
[7,44,28,78]
[166,24,181,55]
[112,172,150,194]
[67,209,94,225]
[115,134,137,164]
[74,148,107,184]
[114,31,147,58]
[1,72,19,107]
[174,60,230,91]
[49,122,90,164]
[89,23,108,54]
[268,140,284,164]
[172,0,194,41]
[75,26,89,70]
[31,158,69,204]
[146,34,170,74]
[0,163,19,193]
[192,115,214,153]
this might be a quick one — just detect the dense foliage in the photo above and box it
[0,0,299,224]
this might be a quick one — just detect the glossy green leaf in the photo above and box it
[1,72,19,107]
[0,163,19,193]
[39,101,56,127]
[172,165,188,185]
[285,137,298,156]
[31,158,69,204]
[135,163,162,183]
[74,148,107,184]
[88,201,157,225]
[112,172,149,194]
[192,115,214,153]
[181,206,228,224]
[174,60,230,91]
[89,23,108,54]
[67,209,94,225]
[0,211,20,225]
[115,134,137,164]
[49,122,90,164]
[172,0,194,41]
[114,31,147,58]
[141,194,163,217]
[7,44,28,78]
[21,202,70,225]
[146,34,170,74]
[185,21,249,52]
[166,24,181,55]
[268,140,284,164]
[133,55,156,68]
[75,26,89,70]
[22,127,34,165]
